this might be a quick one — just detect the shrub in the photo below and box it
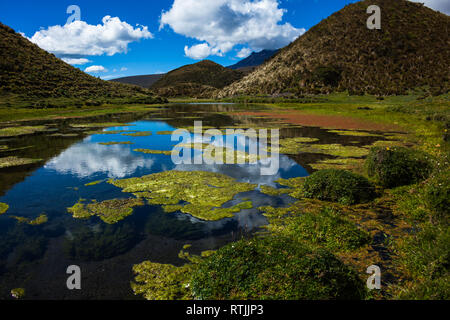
[424,171,449,221]
[283,207,372,251]
[365,147,432,188]
[303,169,376,205]
[191,236,367,300]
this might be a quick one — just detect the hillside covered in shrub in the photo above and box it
[219,0,450,97]
[0,22,160,105]
[151,60,244,98]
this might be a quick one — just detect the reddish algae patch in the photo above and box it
[232,111,401,131]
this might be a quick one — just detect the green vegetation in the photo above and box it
[0,156,43,168]
[152,60,244,98]
[424,171,449,221]
[133,148,172,156]
[109,171,256,221]
[10,288,25,299]
[122,131,152,137]
[0,22,165,107]
[98,141,133,146]
[0,125,47,137]
[0,202,8,215]
[365,147,433,188]
[219,0,450,97]
[190,236,367,300]
[84,180,104,187]
[303,169,376,205]
[67,198,144,224]
[11,214,48,226]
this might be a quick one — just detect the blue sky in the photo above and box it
[1,0,444,80]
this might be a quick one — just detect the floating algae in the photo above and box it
[11,214,48,226]
[327,130,383,137]
[109,171,257,221]
[0,126,47,137]
[176,142,263,163]
[134,149,172,156]
[85,180,104,187]
[259,185,291,197]
[70,123,131,128]
[67,198,144,224]
[0,156,43,169]
[275,177,306,199]
[99,141,134,146]
[310,158,364,171]
[156,131,174,135]
[86,130,135,135]
[122,131,152,137]
[0,202,9,215]
[11,288,25,299]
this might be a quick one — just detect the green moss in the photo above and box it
[132,261,193,300]
[274,140,369,157]
[157,131,174,135]
[328,130,383,137]
[85,180,104,187]
[134,148,172,155]
[122,131,152,137]
[67,198,144,224]
[11,214,48,225]
[365,147,433,188]
[11,288,25,299]
[263,206,371,251]
[190,236,367,300]
[109,171,256,221]
[70,122,130,128]
[275,177,306,199]
[303,169,376,205]
[0,125,47,137]
[0,156,43,168]
[98,141,133,146]
[259,185,291,197]
[86,130,134,135]
[310,158,364,171]
[0,202,8,215]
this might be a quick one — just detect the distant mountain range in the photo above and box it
[110,50,278,89]
[0,22,156,105]
[219,0,450,97]
[227,49,279,71]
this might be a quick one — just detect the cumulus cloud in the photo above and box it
[29,16,153,57]
[85,65,108,73]
[410,0,450,14]
[161,0,304,60]
[61,58,92,65]
[237,47,252,58]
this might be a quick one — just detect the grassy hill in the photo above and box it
[0,22,163,108]
[219,0,450,97]
[151,60,244,98]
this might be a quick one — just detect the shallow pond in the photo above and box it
[0,103,400,299]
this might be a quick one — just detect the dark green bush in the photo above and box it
[425,171,449,221]
[365,147,432,188]
[191,236,367,300]
[303,169,376,205]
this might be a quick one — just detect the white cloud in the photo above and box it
[120,67,128,71]
[29,16,153,57]
[237,47,252,58]
[410,0,450,14]
[184,43,213,59]
[61,58,92,65]
[161,0,304,60]
[85,65,108,73]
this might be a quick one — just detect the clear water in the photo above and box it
[0,103,382,299]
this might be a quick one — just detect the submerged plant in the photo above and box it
[11,214,48,226]
[109,170,257,221]
[67,198,144,224]
[133,148,172,155]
